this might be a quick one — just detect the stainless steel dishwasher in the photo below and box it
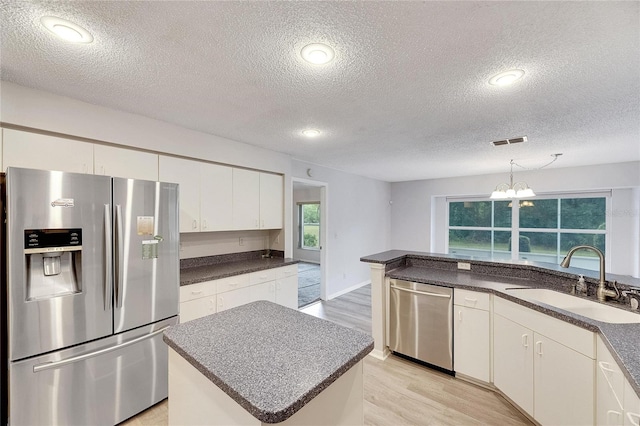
[388,279,453,371]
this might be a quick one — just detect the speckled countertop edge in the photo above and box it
[180,257,300,286]
[164,301,374,423]
[385,263,640,398]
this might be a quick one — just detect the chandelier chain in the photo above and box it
[512,153,562,171]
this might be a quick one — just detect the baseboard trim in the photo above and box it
[327,280,370,300]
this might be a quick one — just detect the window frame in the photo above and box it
[446,191,611,269]
[297,202,321,251]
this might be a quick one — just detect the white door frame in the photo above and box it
[291,177,328,301]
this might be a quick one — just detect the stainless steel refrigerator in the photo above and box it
[1,167,179,425]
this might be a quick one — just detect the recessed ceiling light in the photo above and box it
[301,43,335,65]
[489,69,525,86]
[40,16,94,43]
[302,129,321,137]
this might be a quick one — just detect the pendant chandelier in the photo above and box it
[490,159,536,199]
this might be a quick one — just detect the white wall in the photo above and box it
[0,82,292,258]
[390,162,640,277]
[292,160,392,298]
[292,185,321,263]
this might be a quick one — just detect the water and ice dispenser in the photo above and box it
[24,228,82,300]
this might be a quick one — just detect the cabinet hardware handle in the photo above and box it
[536,341,543,356]
[599,361,615,373]
[202,220,207,229]
[192,220,197,229]
[521,334,529,348]
[218,297,223,308]
[627,412,640,426]
[607,410,622,423]
[458,310,463,321]
[191,290,203,295]
[464,297,477,303]
[33,326,169,372]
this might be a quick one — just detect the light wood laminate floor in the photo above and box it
[123,284,532,426]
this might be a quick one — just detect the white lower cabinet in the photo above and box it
[624,380,640,426]
[533,332,595,426]
[493,313,534,415]
[181,297,217,323]
[493,297,595,426]
[276,275,299,310]
[453,289,490,383]
[598,336,625,425]
[180,266,298,322]
[217,281,274,312]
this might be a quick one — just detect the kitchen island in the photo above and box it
[163,301,373,425]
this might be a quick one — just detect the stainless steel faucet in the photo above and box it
[560,245,619,302]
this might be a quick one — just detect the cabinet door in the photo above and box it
[493,314,534,416]
[217,282,274,312]
[625,380,640,426]
[180,297,216,323]
[534,333,595,426]
[200,163,233,231]
[3,129,93,173]
[276,275,298,310]
[454,306,490,383]
[232,168,259,230]
[259,172,283,229]
[159,156,200,233]
[94,145,158,181]
[598,336,625,425]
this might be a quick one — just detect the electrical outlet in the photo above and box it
[239,237,244,246]
[457,262,471,270]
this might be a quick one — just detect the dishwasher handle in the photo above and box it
[390,284,451,299]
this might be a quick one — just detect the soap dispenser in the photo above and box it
[576,275,587,296]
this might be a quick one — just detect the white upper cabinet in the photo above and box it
[200,163,233,232]
[232,168,260,230]
[159,156,200,233]
[94,145,158,181]
[3,129,93,174]
[260,172,283,229]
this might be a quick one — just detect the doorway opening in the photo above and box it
[292,179,327,308]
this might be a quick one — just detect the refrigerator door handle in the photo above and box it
[104,204,112,310]
[115,204,123,308]
[32,326,170,373]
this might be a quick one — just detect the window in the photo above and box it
[447,193,609,271]
[298,203,320,250]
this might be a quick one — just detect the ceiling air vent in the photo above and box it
[491,136,528,146]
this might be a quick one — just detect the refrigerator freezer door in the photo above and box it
[9,317,176,426]
[6,168,113,361]
[112,178,179,333]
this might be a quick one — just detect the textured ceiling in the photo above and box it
[1,1,638,182]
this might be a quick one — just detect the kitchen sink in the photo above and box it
[505,288,640,324]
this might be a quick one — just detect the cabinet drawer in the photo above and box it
[216,274,251,294]
[275,265,298,279]
[250,269,277,285]
[494,297,595,358]
[180,281,216,303]
[454,289,490,311]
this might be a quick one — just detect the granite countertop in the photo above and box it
[362,250,640,398]
[163,301,374,423]
[180,257,299,286]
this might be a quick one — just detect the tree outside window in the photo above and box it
[299,203,320,249]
